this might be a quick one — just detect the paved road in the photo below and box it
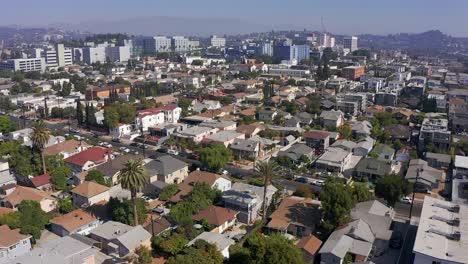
[394,201,423,219]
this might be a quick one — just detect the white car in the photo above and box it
[401,196,412,204]
[311,180,325,186]
[104,143,113,148]
[119,147,130,153]
[167,149,179,155]
[97,141,105,146]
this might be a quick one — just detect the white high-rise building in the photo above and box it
[171,36,191,52]
[83,47,106,64]
[329,37,336,48]
[210,35,226,47]
[344,36,358,52]
[32,44,73,68]
[154,36,172,52]
[0,58,46,72]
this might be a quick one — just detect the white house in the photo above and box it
[188,232,235,258]
[135,110,165,132]
[109,123,133,138]
[70,181,110,207]
[0,225,32,263]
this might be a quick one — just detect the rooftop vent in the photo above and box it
[431,215,460,226]
[427,229,461,241]
[433,203,460,213]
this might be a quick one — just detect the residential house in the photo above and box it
[109,123,133,138]
[353,137,375,157]
[188,232,235,259]
[236,124,263,138]
[43,139,91,158]
[7,234,107,264]
[330,140,357,153]
[144,216,174,237]
[320,110,345,129]
[405,159,445,193]
[303,130,331,151]
[145,155,188,184]
[350,200,394,254]
[64,146,112,173]
[170,170,231,203]
[174,126,219,143]
[385,124,411,143]
[0,160,15,189]
[49,208,101,237]
[203,130,245,147]
[315,147,352,173]
[296,235,323,264]
[89,221,152,257]
[0,225,32,263]
[29,173,53,191]
[354,157,393,180]
[2,186,56,212]
[266,196,322,237]
[426,152,451,171]
[351,121,372,138]
[70,181,110,207]
[295,112,314,126]
[454,155,468,178]
[230,139,260,160]
[285,116,301,128]
[319,219,375,264]
[257,109,278,122]
[413,196,468,264]
[199,120,237,131]
[371,144,395,160]
[278,144,314,163]
[222,183,277,224]
[135,108,165,132]
[192,205,239,233]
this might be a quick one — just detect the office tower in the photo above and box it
[344,36,358,52]
[171,36,191,52]
[0,58,46,72]
[210,36,226,47]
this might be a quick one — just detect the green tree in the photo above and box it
[118,159,149,225]
[58,197,76,214]
[167,239,224,264]
[200,143,231,173]
[85,170,108,186]
[352,182,373,203]
[338,124,352,140]
[321,177,356,230]
[135,246,152,264]
[254,160,279,220]
[50,164,72,190]
[293,185,314,198]
[0,116,16,133]
[76,100,84,125]
[103,106,120,129]
[108,197,148,226]
[375,175,412,207]
[0,211,21,229]
[18,200,51,240]
[160,233,188,255]
[159,184,179,201]
[31,120,50,175]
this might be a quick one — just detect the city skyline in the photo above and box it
[1,0,468,37]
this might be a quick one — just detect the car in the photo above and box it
[70,128,80,134]
[311,180,325,186]
[389,231,403,249]
[157,148,168,153]
[295,177,308,183]
[97,141,105,146]
[130,142,139,147]
[73,135,84,141]
[152,206,164,214]
[104,143,113,148]
[119,147,130,153]
[111,137,121,143]
[221,169,229,175]
[167,149,179,155]
[400,196,412,204]
[231,173,244,180]
[141,195,152,202]
[139,144,149,149]
[132,150,139,155]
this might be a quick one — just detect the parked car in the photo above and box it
[295,177,308,183]
[152,206,165,214]
[167,149,179,155]
[139,144,149,149]
[130,142,139,147]
[231,173,245,180]
[311,180,325,186]
[132,150,139,155]
[221,169,229,175]
[400,196,412,204]
[111,137,121,143]
[70,128,80,134]
[119,147,130,153]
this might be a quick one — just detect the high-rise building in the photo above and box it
[257,42,273,56]
[210,36,226,47]
[171,36,191,52]
[343,36,358,52]
[32,44,73,68]
[274,43,310,62]
[0,58,46,72]
[153,36,172,53]
[83,47,106,64]
[106,46,131,62]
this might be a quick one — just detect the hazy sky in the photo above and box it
[2,0,468,36]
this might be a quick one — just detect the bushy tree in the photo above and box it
[135,246,152,264]
[108,197,148,226]
[18,200,51,240]
[321,177,356,230]
[167,240,224,264]
[375,175,412,207]
[200,143,231,173]
[85,170,108,186]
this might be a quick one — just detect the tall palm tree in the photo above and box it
[254,160,279,220]
[31,120,50,175]
[118,159,149,226]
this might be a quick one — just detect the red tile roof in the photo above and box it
[303,130,331,139]
[30,173,52,187]
[296,235,322,255]
[0,225,31,247]
[192,205,238,226]
[64,146,109,167]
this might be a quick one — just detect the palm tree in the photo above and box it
[31,120,50,174]
[118,159,149,226]
[254,160,279,220]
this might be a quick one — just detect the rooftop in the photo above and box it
[71,181,110,198]
[49,208,98,232]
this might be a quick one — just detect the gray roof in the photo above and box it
[352,121,372,135]
[9,234,104,264]
[351,200,394,240]
[354,158,392,177]
[405,159,445,185]
[372,144,395,157]
[205,130,244,142]
[331,140,357,152]
[115,225,152,251]
[319,219,374,259]
[320,110,344,121]
[145,155,188,176]
[426,152,451,163]
[89,221,133,240]
[188,232,235,251]
[223,183,277,205]
[230,138,259,152]
[278,143,314,161]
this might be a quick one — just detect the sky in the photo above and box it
[2,0,468,36]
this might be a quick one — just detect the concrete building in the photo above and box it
[413,196,467,264]
[171,36,192,52]
[0,58,46,73]
[342,65,365,81]
[106,46,131,62]
[33,44,73,68]
[144,36,172,54]
[343,36,358,52]
[210,35,226,47]
[273,43,310,62]
[418,115,451,151]
[82,46,106,64]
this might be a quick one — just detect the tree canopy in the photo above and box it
[167,240,224,264]
[320,177,356,230]
[375,175,412,207]
[200,143,231,173]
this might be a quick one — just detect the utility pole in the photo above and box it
[408,168,420,220]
